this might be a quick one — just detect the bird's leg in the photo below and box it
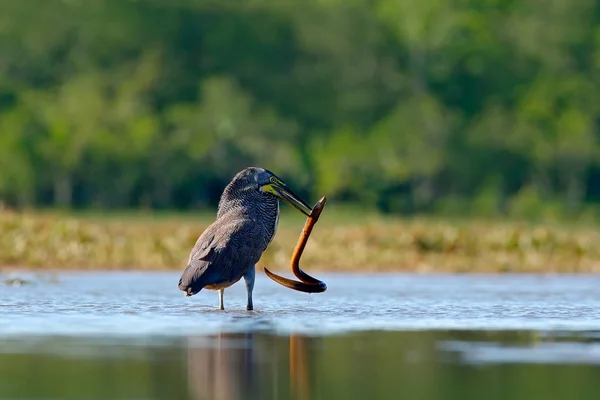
[218,289,225,310]
[244,266,255,311]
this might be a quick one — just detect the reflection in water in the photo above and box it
[290,335,310,400]
[2,330,600,400]
[186,333,314,400]
[187,332,257,400]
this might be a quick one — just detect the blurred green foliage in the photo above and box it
[1,0,599,217]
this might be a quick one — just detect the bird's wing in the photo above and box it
[180,218,265,289]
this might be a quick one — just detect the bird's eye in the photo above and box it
[270,177,278,184]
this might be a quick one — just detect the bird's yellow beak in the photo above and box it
[261,178,312,216]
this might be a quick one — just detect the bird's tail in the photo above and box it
[178,264,203,296]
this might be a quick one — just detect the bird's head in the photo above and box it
[224,167,313,216]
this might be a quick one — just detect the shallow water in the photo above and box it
[1,271,600,399]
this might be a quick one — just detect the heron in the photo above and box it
[178,167,313,310]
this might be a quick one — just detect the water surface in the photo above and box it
[1,271,599,399]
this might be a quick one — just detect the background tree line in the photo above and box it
[1,0,599,218]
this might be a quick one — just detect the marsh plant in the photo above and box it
[2,210,599,273]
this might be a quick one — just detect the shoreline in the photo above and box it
[2,210,600,274]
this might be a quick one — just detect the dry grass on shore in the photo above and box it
[2,208,600,273]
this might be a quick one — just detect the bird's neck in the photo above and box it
[217,193,279,221]
[216,196,280,249]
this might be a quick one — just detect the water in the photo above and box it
[1,271,599,399]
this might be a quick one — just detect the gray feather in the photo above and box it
[178,167,280,296]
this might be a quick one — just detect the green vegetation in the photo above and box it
[2,209,599,272]
[1,1,600,273]
[1,0,600,217]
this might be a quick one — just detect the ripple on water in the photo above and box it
[439,340,600,365]
[1,272,600,337]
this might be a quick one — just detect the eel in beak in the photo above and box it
[264,196,328,293]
